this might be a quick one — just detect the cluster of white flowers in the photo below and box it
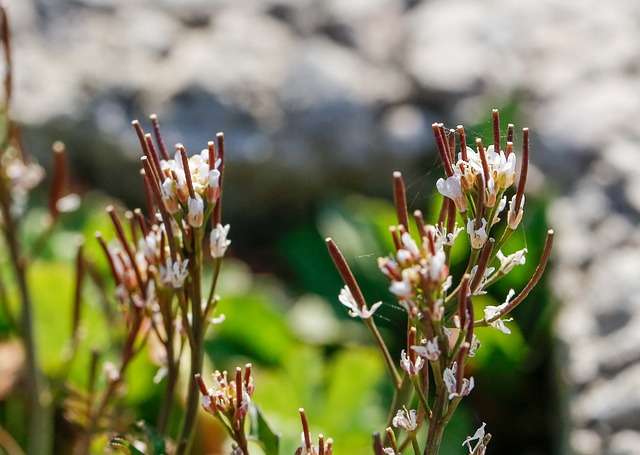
[436,129,526,250]
[157,147,221,227]
[438,143,516,210]
[377,225,455,315]
[160,149,219,203]
[200,366,254,421]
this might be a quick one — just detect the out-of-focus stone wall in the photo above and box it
[5,0,640,453]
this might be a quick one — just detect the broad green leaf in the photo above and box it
[249,404,280,455]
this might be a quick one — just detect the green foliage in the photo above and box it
[254,345,386,455]
[249,405,280,455]
[204,264,297,367]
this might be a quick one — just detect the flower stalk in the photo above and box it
[327,109,550,454]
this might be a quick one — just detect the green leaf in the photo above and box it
[249,404,280,455]
[109,438,147,455]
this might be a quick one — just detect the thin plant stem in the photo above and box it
[0,181,52,455]
[0,423,24,455]
[176,227,206,455]
[409,433,421,455]
[365,317,402,389]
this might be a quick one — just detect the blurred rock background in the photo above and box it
[4,0,640,453]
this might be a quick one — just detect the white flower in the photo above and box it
[443,363,474,399]
[378,257,400,280]
[159,257,189,288]
[173,168,189,202]
[5,158,45,194]
[462,422,487,454]
[436,175,467,212]
[412,337,440,361]
[443,366,456,392]
[496,248,527,274]
[389,267,419,299]
[103,361,120,383]
[187,194,204,227]
[400,232,421,257]
[206,169,220,203]
[161,178,180,213]
[488,144,517,189]
[483,289,516,334]
[497,195,507,213]
[153,366,168,384]
[435,223,464,246]
[493,195,508,225]
[428,249,447,282]
[389,280,412,298]
[484,175,497,207]
[469,264,495,295]
[468,334,481,357]
[338,286,382,319]
[441,275,452,292]
[396,248,413,266]
[201,395,213,411]
[466,218,488,249]
[210,223,231,258]
[507,194,525,230]
[139,230,162,263]
[496,150,517,190]
[392,407,418,432]
[400,349,425,376]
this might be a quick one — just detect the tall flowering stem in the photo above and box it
[96,116,228,453]
[327,110,552,455]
